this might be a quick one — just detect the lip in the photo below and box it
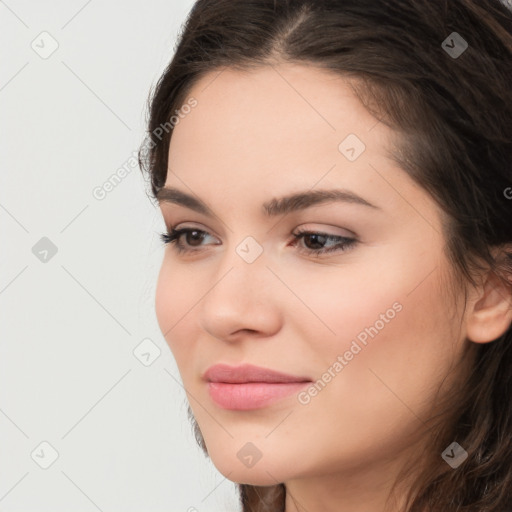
[203,363,312,384]
[203,363,312,410]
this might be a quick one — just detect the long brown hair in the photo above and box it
[139,1,512,510]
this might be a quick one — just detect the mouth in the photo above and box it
[203,363,313,410]
[203,363,312,384]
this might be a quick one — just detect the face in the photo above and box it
[155,63,472,486]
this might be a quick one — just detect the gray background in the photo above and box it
[0,1,240,510]
[4,1,511,511]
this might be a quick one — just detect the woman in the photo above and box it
[138,1,512,510]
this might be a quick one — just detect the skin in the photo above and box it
[154,63,512,512]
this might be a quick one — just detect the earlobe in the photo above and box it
[466,270,512,344]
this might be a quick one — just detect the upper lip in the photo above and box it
[203,363,312,384]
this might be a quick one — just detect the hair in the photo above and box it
[138,0,512,510]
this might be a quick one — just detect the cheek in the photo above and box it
[283,273,457,473]
[303,238,452,368]
[154,261,198,362]
[306,265,456,423]
[292,245,456,401]
[277,259,408,355]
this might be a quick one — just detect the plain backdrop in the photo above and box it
[5,1,511,512]
[0,1,240,510]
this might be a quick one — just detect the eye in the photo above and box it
[159,226,357,257]
[291,228,357,257]
[159,227,218,254]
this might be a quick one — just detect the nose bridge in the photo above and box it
[210,234,269,303]
[197,234,280,337]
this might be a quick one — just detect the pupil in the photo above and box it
[188,231,204,246]
[306,234,326,249]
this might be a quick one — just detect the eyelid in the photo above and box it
[161,225,358,259]
[166,219,356,238]
[164,222,359,247]
[167,221,220,237]
[295,223,357,238]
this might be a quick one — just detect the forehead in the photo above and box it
[167,64,394,179]
[162,63,442,230]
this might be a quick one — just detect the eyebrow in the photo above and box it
[156,186,380,217]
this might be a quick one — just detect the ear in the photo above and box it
[466,267,512,344]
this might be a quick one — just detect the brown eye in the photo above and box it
[301,233,329,250]
[291,230,357,257]
[183,230,206,246]
[160,227,216,254]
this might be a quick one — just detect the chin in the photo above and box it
[218,467,286,486]
[208,452,292,486]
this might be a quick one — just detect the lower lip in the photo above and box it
[207,381,311,410]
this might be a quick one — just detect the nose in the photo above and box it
[198,247,282,343]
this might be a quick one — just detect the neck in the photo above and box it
[283,440,427,512]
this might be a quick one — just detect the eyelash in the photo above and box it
[159,227,357,257]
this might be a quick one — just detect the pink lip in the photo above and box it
[203,363,312,410]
